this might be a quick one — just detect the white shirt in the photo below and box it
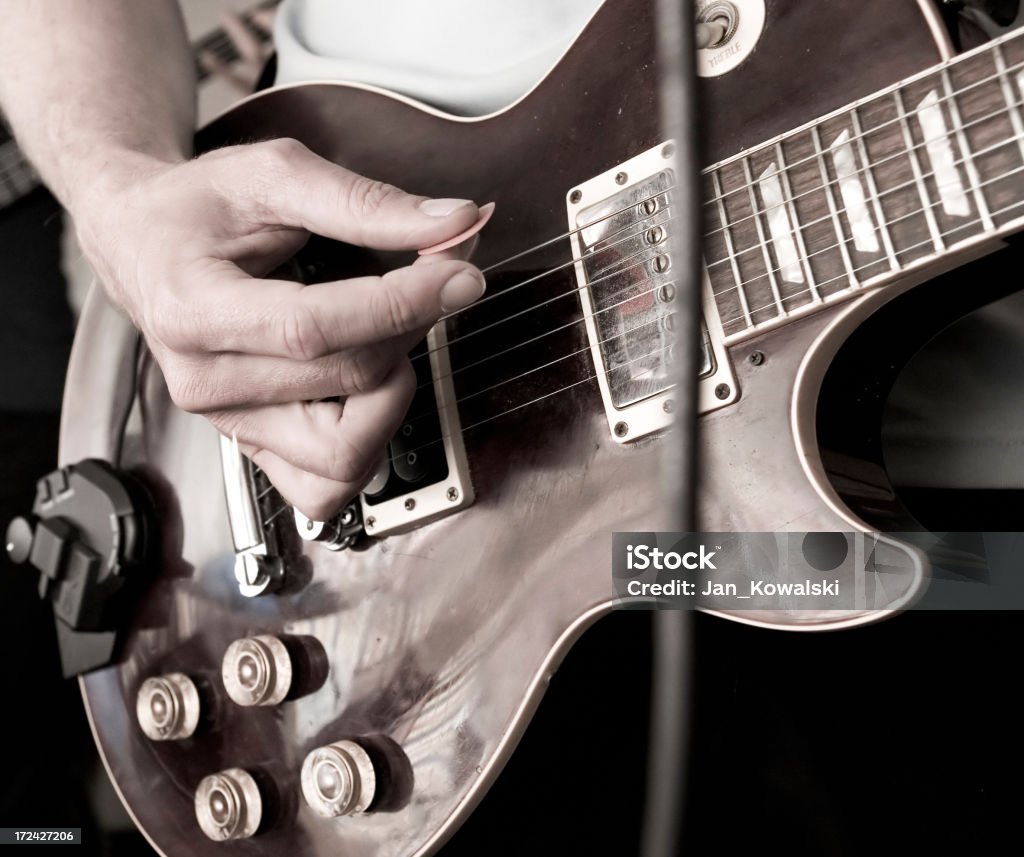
[273,0,605,116]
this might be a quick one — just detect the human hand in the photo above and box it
[73,139,486,519]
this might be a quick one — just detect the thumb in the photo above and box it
[227,138,481,250]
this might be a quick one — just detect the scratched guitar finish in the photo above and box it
[58,1,1024,855]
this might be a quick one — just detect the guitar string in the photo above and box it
[715,171,1024,330]
[371,189,1024,477]
[411,73,1024,365]
[406,201,676,365]
[414,93,1013,373]
[706,124,1024,305]
[402,100,1019,393]
[699,46,1024,210]
[702,88,1024,264]
[401,279,680,423]
[409,271,679,399]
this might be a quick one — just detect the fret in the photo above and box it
[773,142,820,302]
[741,156,787,318]
[954,43,1024,230]
[809,125,859,290]
[706,170,753,336]
[857,92,936,266]
[848,107,899,271]
[746,144,816,311]
[892,88,945,252]
[716,160,781,328]
[781,129,853,300]
[992,42,1024,162]
[940,68,993,230]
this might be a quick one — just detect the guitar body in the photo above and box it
[62,1,957,854]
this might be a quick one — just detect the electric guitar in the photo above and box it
[50,0,1024,853]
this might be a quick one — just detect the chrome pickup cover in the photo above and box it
[567,141,737,443]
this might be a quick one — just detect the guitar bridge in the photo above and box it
[566,141,737,443]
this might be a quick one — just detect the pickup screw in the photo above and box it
[653,255,671,273]
[615,171,628,185]
[645,226,665,245]
[749,351,765,366]
[657,284,676,303]
[404,498,415,511]
[365,516,376,529]
[614,421,629,437]
[446,487,459,502]
[715,383,731,400]
[569,189,582,203]
[663,399,675,414]
[641,198,659,216]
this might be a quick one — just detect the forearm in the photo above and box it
[0,0,196,211]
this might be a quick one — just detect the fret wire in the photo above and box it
[710,170,753,327]
[740,157,786,316]
[714,153,1024,315]
[889,89,943,251]
[707,114,1023,272]
[941,67,993,230]
[702,41,1024,211]
[810,125,859,288]
[849,106,899,270]
[993,42,1024,162]
[718,186,1024,333]
[773,141,820,301]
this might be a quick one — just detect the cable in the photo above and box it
[639,3,701,857]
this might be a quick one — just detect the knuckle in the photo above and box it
[164,364,213,413]
[281,303,330,361]
[345,177,402,219]
[260,136,306,169]
[371,277,422,336]
[327,435,370,484]
[338,350,389,395]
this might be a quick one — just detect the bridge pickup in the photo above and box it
[566,141,737,443]
[359,323,473,537]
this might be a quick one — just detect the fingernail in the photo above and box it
[420,198,474,217]
[440,270,486,312]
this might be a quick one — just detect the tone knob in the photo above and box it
[221,635,292,706]
[300,740,376,817]
[136,673,200,741]
[194,768,262,841]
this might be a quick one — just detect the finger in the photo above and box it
[218,139,481,250]
[207,360,416,483]
[159,259,483,358]
[221,10,264,63]
[163,329,425,412]
[241,444,360,522]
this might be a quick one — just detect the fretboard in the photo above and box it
[704,26,1024,341]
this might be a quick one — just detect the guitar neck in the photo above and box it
[703,26,1024,342]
